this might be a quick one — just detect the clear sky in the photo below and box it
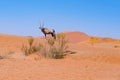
[0,0,120,39]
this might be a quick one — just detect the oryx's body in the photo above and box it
[39,24,56,39]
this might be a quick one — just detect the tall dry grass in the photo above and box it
[21,37,42,56]
[40,33,68,59]
[21,33,68,59]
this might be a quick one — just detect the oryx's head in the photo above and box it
[39,23,44,30]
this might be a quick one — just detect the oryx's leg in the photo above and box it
[44,34,47,39]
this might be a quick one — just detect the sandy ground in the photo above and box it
[0,32,120,80]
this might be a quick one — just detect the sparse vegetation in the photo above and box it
[21,37,42,56]
[0,53,7,59]
[0,51,13,59]
[116,40,120,44]
[88,37,99,46]
[40,33,68,59]
[114,40,120,48]
[114,45,120,48]
[21,34,68,59]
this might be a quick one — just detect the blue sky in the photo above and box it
[0,0,120,39]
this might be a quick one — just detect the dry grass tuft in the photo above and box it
[0,51,14,59]
[114,45,120,48]
[21,37,42,56]
[40,33,68,59]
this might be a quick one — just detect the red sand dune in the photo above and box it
[62,31,89,43]
[0,32,120,80]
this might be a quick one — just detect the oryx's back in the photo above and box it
[44,28,54,33]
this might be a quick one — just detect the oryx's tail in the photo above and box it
[52,29,56,39]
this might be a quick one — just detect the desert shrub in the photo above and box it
[0,54,8,59]
[88,37,99,46]
[21,37,42,56]
[116,40,120,44]
[40,33,68,59]
[114,45,120,48]
[114,45,118,48]
[0,51,13,59]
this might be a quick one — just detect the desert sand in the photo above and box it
[0,32,120,80]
